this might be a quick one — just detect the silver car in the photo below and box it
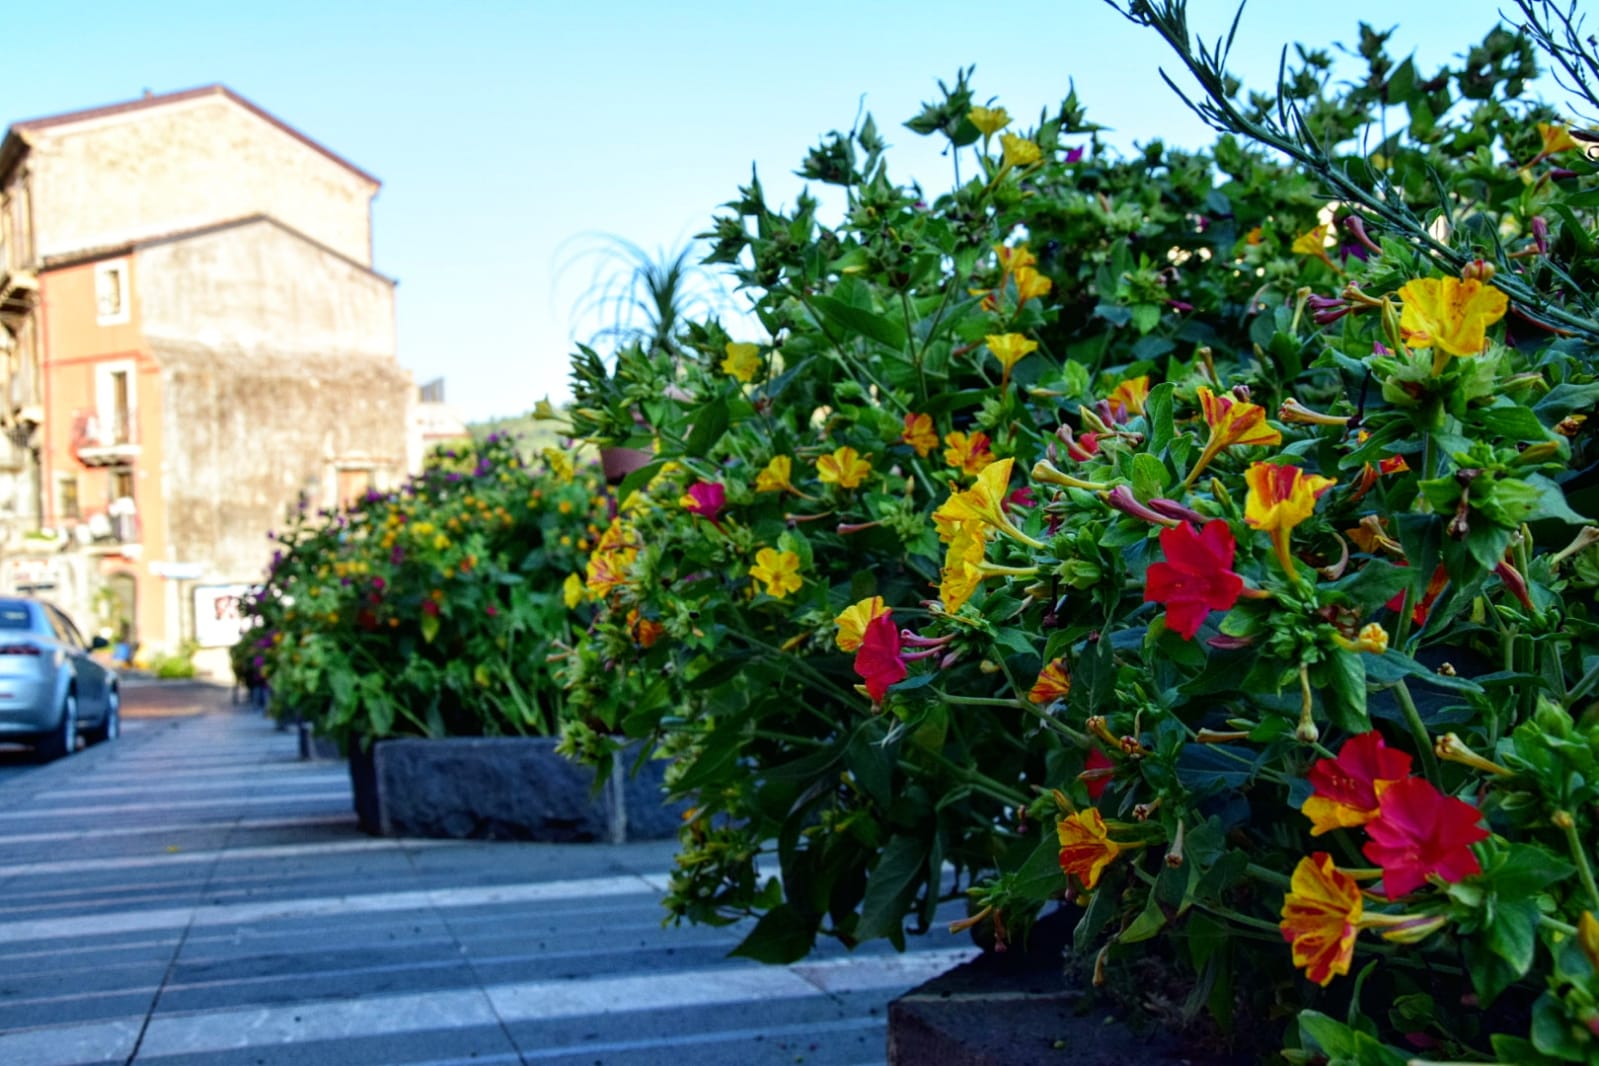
[0,597,120,760]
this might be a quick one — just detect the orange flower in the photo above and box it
[1301,731,1412,836]
[943,430,994,476]
[834,596,889,653]
[901,413,939,457]
[816,446,872,489]
[1185,386,1282,486]
[1057,808,1121,889]
[1280,853,1364,986]
[626,609,664,648]
[1244,461,1336,578]
[1028,659,1071,704]
[1107,376,1150,420]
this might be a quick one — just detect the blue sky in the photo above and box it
[6,0,1531,421]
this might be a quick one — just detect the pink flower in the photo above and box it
[682,481,726,523]
[1362,777,1489,899]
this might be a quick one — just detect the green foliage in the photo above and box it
[559,2,1599,1059]
[243,434,608,750]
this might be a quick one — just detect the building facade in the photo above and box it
[0,86,414,663]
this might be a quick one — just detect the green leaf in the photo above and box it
[855,834,928,941]
[1472,405,1552,442]
[1118,889,1167,944]
[1011,829,1068,903]
[730,903,818,963]
[1323,648,1371,733]
[1145,382,1178,457]
[684,399,730,458]
[420,612,440,644]
[1130,452,1171,498]
[1297,1011,1410,1066]
[811,295,907,351]
[1531,991,1589,1061]
[1484,897,1539,977]
[1325,560,1411,610]
[1485,844,1575,900]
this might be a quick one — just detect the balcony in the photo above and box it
[0,266,36,319]
[72,411,141,467]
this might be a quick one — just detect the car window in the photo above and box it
[0,604,31,630]
[43,606,81,650]
[58,613,90,651]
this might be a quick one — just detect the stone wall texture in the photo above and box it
[28,94,375,265]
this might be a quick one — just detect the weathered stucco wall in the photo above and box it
[154,340,410,579]
[142,220,407,583]
[137,219,395,359]
[27,95,375,265]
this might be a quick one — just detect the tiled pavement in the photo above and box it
[0,684,973,1065]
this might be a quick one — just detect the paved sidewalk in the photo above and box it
[0,690,972,1065]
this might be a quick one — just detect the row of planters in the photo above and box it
[243,1,1599,1060]
[554,3,1599,1062]
[238,436,683,839]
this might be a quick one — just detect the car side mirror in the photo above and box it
[90,636,110,651]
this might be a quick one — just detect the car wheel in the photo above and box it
[35,692,78,762]
[87,687,120,744]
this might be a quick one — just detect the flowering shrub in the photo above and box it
[245,434,608,749]
[561,3,1599,1059]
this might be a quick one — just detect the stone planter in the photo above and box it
[297,721,342,761]
[888,909,1254,1065]
[347,736,687,842]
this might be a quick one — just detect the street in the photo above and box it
[0,684,973,1065]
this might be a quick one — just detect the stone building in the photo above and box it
[0,85,413,664]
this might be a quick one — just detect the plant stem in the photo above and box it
[1557,814,1599,910]
[1392,680,1441,785]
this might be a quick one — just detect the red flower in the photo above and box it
[1143,520,1244,639]
[853,612,906,702]
[1362,777,1489,899]
[1302,731,1412,835]
[683,481,726,523]
[1385,564,1448,626]
[1081,749,1114,800]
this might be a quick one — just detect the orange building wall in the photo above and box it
[38,255,169,647]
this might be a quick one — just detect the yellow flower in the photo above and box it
[1244,461,1337,578]
[1280,853,1363,987]
[755,455,797,494]
[721,342,761,382]
[901,412,939,457]
[985,333,1038,384]
[1013,265,1052,307]
[1028,659,1072,704]
[968,105,1011,137]
[937,457,1045,548]
[1000,133,1041,168]
[938,522,987,612]
[1107,375,1150,419]
[1398,276,1509,359]
[750,547,803,599]
[543,447,575,482]
[816,446,871,490]
[1579,911,1599,971]
[585,546,636,598]
[1536,121,1578,157]
[1184,385,1282,487]
[834,596,889,652]
[1292,223,1336,268]
[1056,808,1121,890]
[942,430,994,477]
[562,572,585,609]
[1332,622,1390,656]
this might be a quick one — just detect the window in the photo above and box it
[95,259,130,324]
[336,467,374,506]
[110,370,131,444]
[111,467,134,502]
[56,474,79,521]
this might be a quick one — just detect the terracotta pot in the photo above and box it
[599,446,653,484]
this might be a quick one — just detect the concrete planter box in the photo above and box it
[888,910,1253,1065]
[348,736,686,843]
[297,721,342,761]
